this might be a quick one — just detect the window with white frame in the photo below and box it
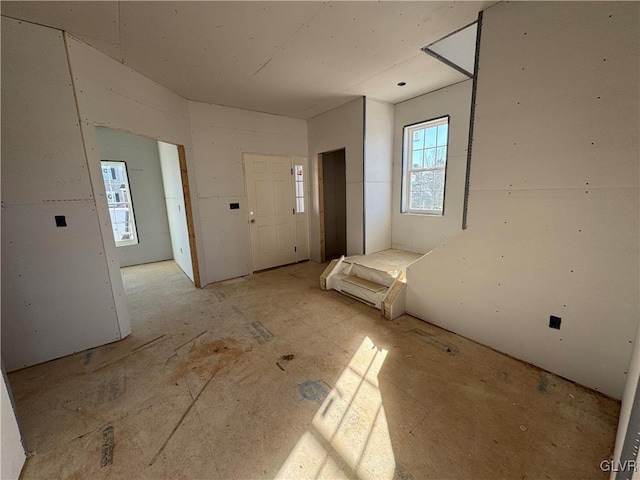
[294,164,305,213]
[402,116,449,215]
[101,161,139,247]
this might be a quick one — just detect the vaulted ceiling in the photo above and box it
[1,1,496,119]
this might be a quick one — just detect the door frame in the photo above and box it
[176,144,201,288]
[243,152,308,273]
[93,126,201,288]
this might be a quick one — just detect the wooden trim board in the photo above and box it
[177,145,201,288]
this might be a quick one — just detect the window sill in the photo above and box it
[400,212,444,217]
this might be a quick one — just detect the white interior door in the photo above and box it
[245,154,297,271]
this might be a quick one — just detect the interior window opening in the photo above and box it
[101,160,139,247]
[401,116,450,215]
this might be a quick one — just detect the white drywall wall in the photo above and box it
[65,32,206,297]
[1,369,25,480]
[308,98,365,261]
[392,81,472,254]
[95,127,173,267]
[187,101,307,283]
[405,2,639,399]
[1,17,124,370]
[364,98,393,254]
[426,23,477,76]
[158,141,194,281]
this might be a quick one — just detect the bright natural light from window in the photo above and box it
[276,336,395,479]
[294,164,305,213]
[101,161,138,247]
[402,116,449,215]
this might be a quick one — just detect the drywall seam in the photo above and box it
[462,10,482,230]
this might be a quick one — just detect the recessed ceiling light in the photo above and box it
[397,82,406,87]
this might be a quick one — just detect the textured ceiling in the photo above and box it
[1,1,496,119]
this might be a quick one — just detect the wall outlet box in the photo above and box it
[549,315,561,330]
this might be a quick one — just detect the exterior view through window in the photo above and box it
[101,161,138,246]
[294,164,305,213]
[402,116,449,215]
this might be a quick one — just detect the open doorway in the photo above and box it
[319,149,347,262]
[95,127,200,287]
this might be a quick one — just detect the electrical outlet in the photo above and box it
[549,315,561,330]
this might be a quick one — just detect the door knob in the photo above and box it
[250,219,256,223]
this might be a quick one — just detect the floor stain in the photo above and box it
[171,337,242,384]
[298,379,330,404]
[244,321,274,344]
[407,328,458,355]
[538,375,549,392]
[84,351,93,365]
[277,354,295,371]
[100,426,114,467]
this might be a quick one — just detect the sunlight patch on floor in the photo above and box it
[276,337,394,480]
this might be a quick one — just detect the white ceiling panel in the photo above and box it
[346,53,468,105]
[1,1,119,43]
[1,1,496,119]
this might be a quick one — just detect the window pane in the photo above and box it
[433,169,445,190]
[437,124,448,146]
[424,148,436,169]
[434,189,444,210]
[295,165,303,180]
[101,161,138,246]
[295,182,303,197]
[412,129,425,150]
[435,146,447,167]
[297,198,305,213]
[409,169,446,212]
[425,127,437,148]
[403,116,448,214]
[411,149,423,169]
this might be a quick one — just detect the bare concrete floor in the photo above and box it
[10,260,619,479]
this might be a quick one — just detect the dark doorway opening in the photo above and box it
[319,148,347,262]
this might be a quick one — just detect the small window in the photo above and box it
[294,164,305,213]
[401,116,449,215]
[101,161,138,247]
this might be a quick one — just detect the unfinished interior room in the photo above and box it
[1,1,639,479]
